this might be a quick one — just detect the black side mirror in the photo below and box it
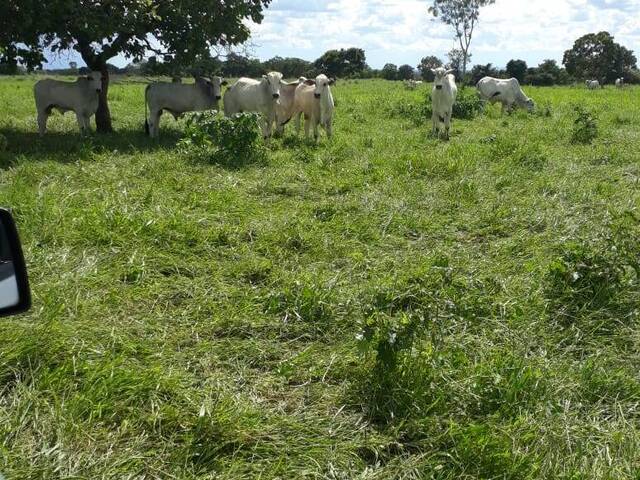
[0,209,31,317]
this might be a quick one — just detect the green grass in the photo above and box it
[0,76,639,479]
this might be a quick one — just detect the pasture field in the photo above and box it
[0,76,639,479]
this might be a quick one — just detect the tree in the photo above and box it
[428,0,495,82]
[0,0,271,132]
[263,56,311,79]
[469,63,499,84]
[417,56,443,81]
[506,59,527,83]
[398,64,415,80]
[446,48,466,79]
[563,32,637,83]
[222,53,263,78]
[381,63,399,80]
[313,48,367,78]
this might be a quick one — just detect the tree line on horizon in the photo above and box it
[3,32,638,88]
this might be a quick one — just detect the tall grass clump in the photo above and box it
[545,216,640,325]
[571,105,598,144]
[179,111,267,167]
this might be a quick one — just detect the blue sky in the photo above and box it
[46,0,640,70]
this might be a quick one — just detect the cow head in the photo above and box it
[82,71,103,93]
[262,71,283,100]
[524,98,535,112]
[195,76,226,101]
[312,74,335,99]
[431,67,454,90]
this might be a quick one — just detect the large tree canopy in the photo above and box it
[313,48,367,78]
[0,0,271,132]
[563,32,636,83]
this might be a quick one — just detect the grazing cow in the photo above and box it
[291,74,335,141]
[145,76,226,138]
[431,68,457,140]
[615,78,624,89]
[476,76,534,114]
[404,79,417,90]
[586,80,600,90]
[34,71,104,136]
[223,72,284,139]
[275,78,306,136]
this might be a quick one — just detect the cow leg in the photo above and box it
[261,117,270,140]
[444,112,451,141]
[75,112,87,135]
[431,111,438,137]
[37,110,49,136]
[295,113,302,136]
[325,120,333,139]
[304,115,311,140]
[150,110,162,138]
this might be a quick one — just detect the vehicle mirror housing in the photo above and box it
[0,209,31,317]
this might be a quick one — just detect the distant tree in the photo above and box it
[506,59,527,83]
[428,0,495,81]
[446,48,466,79]
[314,48,367,78]
[0,0,271,132]
[222,52,264,78]
[469,63,499,84]
[264,56,311,78]
[563,32,637,83]
[417,55,443,81]
[381,63,399,80]
[398,64,415,80]
[526,59,571,86]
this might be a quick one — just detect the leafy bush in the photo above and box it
[179,111,267,167]
[0,133,7,151]
[571,106,598,144]
[388,87,483,125]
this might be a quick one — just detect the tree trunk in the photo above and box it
[95,65,113,133]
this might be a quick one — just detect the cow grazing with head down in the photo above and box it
[223,72,284,139]
[34,71,104,136]
[145,76,226,138]
[431,67,457,140]
[476,77,534,114]
[586,80,600,90]
[291,74,335,141]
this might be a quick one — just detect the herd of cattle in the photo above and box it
[31,69,627,141]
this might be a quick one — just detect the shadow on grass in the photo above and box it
[0,127,182,167]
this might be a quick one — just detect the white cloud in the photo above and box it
[247,0,640,68]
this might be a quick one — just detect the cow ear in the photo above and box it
[304,79,316,86]
[329,78,336,85]
[221,79,228,86]
[262,74,268,80]
[430,68,436,74]
[445,69,455,76]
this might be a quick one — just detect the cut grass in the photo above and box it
[0,76,639,478]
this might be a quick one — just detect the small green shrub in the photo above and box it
[388,88,482,124]
[571,106,598,144]
[179,111,267,167]
[0,133,7,151]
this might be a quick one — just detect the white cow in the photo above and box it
[34,71,104,136]
[275,78,306,136]
[431,67,457,140]
[404,79,417,90]
[291,74,335,141]
[476,77,534,114]
[586,80,600,90]
[145,76,226,138]
[615,78,625,89]
[223,72,284,139]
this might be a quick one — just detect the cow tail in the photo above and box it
[144,84,150,135]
